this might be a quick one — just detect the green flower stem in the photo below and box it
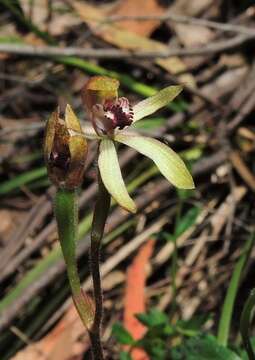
[89,171,111,360]
[217,233,255,346]
[54,188,94,330]
[240,288,255,360]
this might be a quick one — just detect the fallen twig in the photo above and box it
[106,13,255,37]
[0,150,227,332]
[0,34,252,59]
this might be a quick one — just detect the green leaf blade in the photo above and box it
[112,323,135,345]
[170,336,242,360]
[136,309,169,328]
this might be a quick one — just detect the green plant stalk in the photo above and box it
[217,233,255,346]
[0,167,47,195]
[54,188,94,330]
[89,171,111,360]
[240,288,255,360]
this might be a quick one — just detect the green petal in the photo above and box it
[98,139,137,213]
[132,85,183,122]
[115,134,194,189]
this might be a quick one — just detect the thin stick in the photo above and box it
[105,13,255,37]
[89,170,111,360]
[0,34,252,59]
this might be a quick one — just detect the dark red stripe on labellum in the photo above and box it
[104,97,133,130]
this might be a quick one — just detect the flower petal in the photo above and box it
[115,134,194,189]
[132,85,183,122]
[65,104,83,133]
[98,139,137,213]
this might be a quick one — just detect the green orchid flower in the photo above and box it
[81,76,194,213]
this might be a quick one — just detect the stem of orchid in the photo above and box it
[54,188,94,331]
[89,169,111,360]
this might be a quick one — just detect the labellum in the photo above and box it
[91,97,134,136]
[82,76,134,136]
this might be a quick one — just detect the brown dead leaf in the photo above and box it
[124,239,155,360]
[108,0,165,36]
[69,0,195,86]
[11,303,89,360]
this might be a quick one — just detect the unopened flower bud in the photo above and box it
[44,105,87,189]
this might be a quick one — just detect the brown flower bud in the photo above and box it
[44,105,87,189]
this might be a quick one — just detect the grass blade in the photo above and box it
[217,233,255,346]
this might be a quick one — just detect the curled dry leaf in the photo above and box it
[108,0,165,36]
[69,0,195,86]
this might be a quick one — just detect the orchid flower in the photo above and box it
[44,76,195,358]
[81,76,194,213]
